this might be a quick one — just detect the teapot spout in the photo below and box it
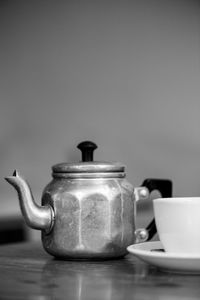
[5,170,54,232]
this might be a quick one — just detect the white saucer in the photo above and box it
[127,241,200,274]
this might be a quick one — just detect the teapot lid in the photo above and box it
[52,141,125,176]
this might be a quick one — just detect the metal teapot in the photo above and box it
[5,141,172,259]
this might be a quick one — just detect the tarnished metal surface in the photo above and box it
[42,176,136,259]
[52,161,125,173]
[5,170,54,232]
[5,168,150,259]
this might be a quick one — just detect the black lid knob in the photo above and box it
[77,141,97,162]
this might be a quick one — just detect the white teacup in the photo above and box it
[153,197,200,255]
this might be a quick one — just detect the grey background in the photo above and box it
[0,0,199,237]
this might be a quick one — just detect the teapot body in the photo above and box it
[42,176,136,259]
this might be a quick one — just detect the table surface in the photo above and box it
[0,242,200,300]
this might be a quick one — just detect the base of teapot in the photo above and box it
[52,253,127,261]
[42,244,128,260]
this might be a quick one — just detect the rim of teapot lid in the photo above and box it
[52,161,125,174]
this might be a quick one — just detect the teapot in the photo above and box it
[5,141,172,259]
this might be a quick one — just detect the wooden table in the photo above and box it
[0,242,200,300]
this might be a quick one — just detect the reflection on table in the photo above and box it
[0,242,200,300]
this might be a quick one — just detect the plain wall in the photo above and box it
[0,0,200,224]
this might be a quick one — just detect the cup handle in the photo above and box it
[135,179,172,243]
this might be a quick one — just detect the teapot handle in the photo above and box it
[135,179,172,242]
